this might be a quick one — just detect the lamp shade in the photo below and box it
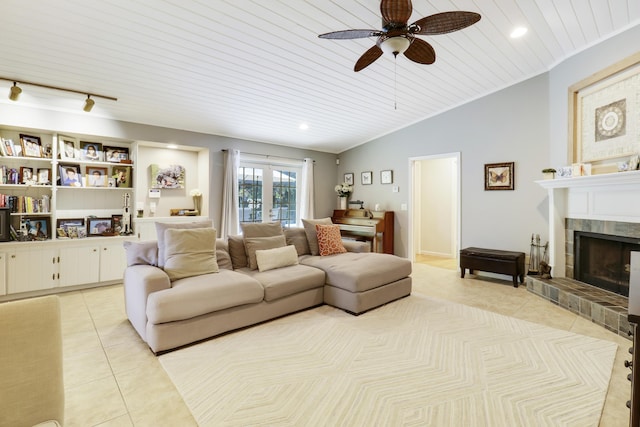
[380,36,411,56]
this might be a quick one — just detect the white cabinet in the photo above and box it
[99,242,127,282]
[0,252,6,296]
[7,247,58,293]
[59,245,100,286]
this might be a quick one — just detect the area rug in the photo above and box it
[159,294,617,427]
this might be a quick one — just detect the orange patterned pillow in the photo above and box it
[315,224,347,256]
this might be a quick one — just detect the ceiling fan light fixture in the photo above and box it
[83,95,95,112]
[380,36,411,56]
[9,82,21,101]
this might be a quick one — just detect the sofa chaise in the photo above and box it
[123,220,411,353]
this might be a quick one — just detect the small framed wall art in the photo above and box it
[484,162,514,191]
[361,171,372,185]
[343,172,354,186]
[380,170,393,184]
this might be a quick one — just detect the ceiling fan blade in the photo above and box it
[354,45,383,72]
[403,38,436,64]
[380,0,413,27]
[410,11,481,35]
[319,29,381,39]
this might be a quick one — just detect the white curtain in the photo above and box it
[299,157,315,224]
[220,149,240,237]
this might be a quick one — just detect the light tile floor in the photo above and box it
[59,259,629,426]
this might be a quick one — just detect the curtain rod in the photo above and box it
[221,149,313,163]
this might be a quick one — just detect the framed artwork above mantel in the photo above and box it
[570,52,640,167]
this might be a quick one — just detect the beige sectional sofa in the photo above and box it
[123,220,411,353]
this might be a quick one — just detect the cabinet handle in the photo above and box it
[93,249,97,252]
[52,273,55,280]
[11,255,15,259]
[104,248,108,251]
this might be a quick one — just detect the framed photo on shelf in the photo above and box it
[80,141,103,161]
[112,166,131,187]
[361,171,372,185]
[86,166,108,187]
[22,217,50,240]
[380,170,393,184]
[59,164,82,187]
[37,168,51,184]
[111,214,123,234]
[19,166,34,184]
[484,162,514,191]
[87,217,113,236]
[104,145,129,162]
[58,136,78,160]
[19,134,42,158]
[343,172,354,186]
[56,218,85,238]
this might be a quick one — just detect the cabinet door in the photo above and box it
[0,252,6,296]
[99,243,127,282]
[7,248,58,293]
[59,246,100,287]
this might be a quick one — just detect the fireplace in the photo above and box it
[574,231,640,297]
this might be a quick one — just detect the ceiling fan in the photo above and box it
[318,0,481,72]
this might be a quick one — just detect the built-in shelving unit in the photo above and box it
[0,125,210,301]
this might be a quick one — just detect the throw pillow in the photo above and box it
[227,234,248,269]
[123,240,158,266]
[155,220,212,268]
[302,217,333,256]
[215,238,233,270]
[316,224,347,256]
[240,221,283,238]
[255,245,299,272]
[163,228,219,281]
[284,227,311,256]
[244,235,287,270]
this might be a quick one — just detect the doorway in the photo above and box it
[409,153,460,269]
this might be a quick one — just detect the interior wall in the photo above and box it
[0,104,339,232]
[338,73,550,258]
[338,24,640,259]
[419,157,456,257]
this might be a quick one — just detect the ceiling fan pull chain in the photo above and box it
[394,58,398,111]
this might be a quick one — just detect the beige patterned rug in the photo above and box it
[159,293,617,427]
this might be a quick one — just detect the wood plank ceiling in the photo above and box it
[0,0,638,153]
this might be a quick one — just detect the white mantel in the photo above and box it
[536,170,640,276]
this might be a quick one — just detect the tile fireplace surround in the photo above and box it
[533,171,640,338]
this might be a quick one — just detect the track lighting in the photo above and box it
[9,82,21,101]
[1,76,117,111]
[83,95,95,112]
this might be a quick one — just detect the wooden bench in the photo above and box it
[460,247,525,287]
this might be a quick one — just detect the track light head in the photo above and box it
[83,95,95,112]
[9,82,21,101]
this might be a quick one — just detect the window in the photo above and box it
[238,161,300,227]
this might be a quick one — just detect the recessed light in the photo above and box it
[510,26,528,38]
[167,144,178,149]
[299,123,309,130]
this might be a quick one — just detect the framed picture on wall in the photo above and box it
[380,170,393,184]
[343,172,354,186]
[484,162,514,191]
[361,171,372,185]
